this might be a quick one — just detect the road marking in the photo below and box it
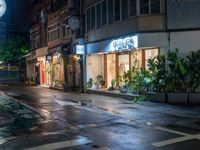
[155,127,190,136]
[152,127,200,147]
[23,136,92,150]
[56,100,77,106]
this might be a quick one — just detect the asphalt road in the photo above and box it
[0,84,200,150]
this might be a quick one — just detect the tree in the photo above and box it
[0,37,29,65]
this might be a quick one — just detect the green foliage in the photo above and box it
[187,50,200,92]
[132,95,147,103]
[0,37,29,65]
[131,69,151,94]
[167,49,188,92]
[87,78,93,88]
[148,54,167,92]
[97,75,105,86]
[111,79,116,88]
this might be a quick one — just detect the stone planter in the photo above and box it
[189,93,200,105]
[147,92,167,103]
[168,93,188,105]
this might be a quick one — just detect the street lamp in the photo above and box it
[0,0,6,17]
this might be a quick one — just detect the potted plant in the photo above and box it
[107,79,115,91]
[147,54,167,103]
[87,78,94,89]
[96,75,105,89]
[115,77,120,90]
[118,75,127,93]
[167,49,189,104]
[187,50,200,105]
[132,69,151,95]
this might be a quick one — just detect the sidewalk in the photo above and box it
[0,110,14,127]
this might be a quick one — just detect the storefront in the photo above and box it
[62,38,85,90]
[24,51,38,84]
[48,46,64,87]
[86,33,168,89]
[36,47,48,85]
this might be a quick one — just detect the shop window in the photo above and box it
[145,48,159,69]
[118,54,130,76]
[108,0,114,24]
[114,0,120,21]
[129,0,136,17]
[96,3,102,28]
[91,6,96,29]
[102,0,107,25]
[131,50,143,70]
[107,54,116,88]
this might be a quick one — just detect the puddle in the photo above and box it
[0,96,42,140]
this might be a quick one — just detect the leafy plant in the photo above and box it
[132,69,151,94]
[187,50,200,92]
[0,37,29,65]
[87,78,93,88]
[148,54,167,92]
[167,49,188,92]
[96,75,105,86]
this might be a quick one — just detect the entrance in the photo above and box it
[67,55,81,89]
[41,61,45,84]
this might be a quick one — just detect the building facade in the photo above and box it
[26,0,200,92]
[84,0,167,89]
[28,0,85,91]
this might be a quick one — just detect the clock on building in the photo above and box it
[0,0,6,17]
[67,16,80,31]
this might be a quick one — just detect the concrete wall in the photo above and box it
[170,31,200,56]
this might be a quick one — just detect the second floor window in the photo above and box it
[140,0,160,15]
[48,23,60,42]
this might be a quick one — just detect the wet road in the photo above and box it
[0,85,200,149]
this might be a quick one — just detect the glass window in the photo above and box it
[86,9,91,31]
[91,6,96,29]
[140,0,149,14]
[118,54,130,77]
[129,0,136,16]
[114,0,120,21]
[108,0,114,24]
[102,0,107,25]
[131,50,143,70]
[145,48,159,69]
[122,0,128,20]
[97,3,102,28]
[151,0,160,14]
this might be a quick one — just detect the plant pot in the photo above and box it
[168,93,188,105]
[120,86,127,93]
[147,92,167,103]
[189,93,200,105]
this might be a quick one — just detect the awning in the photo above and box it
[36,47,48,57]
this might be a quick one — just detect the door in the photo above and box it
[41,61,45,84]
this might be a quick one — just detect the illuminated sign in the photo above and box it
[112,36,138,51]
[76,45,85,54]
[46,54,52,61]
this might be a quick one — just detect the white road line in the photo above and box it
[23,137,92,150]
[152,135,194,147]
[155,127,190,136]
[94,148,111,150]
[152,127,200,147]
